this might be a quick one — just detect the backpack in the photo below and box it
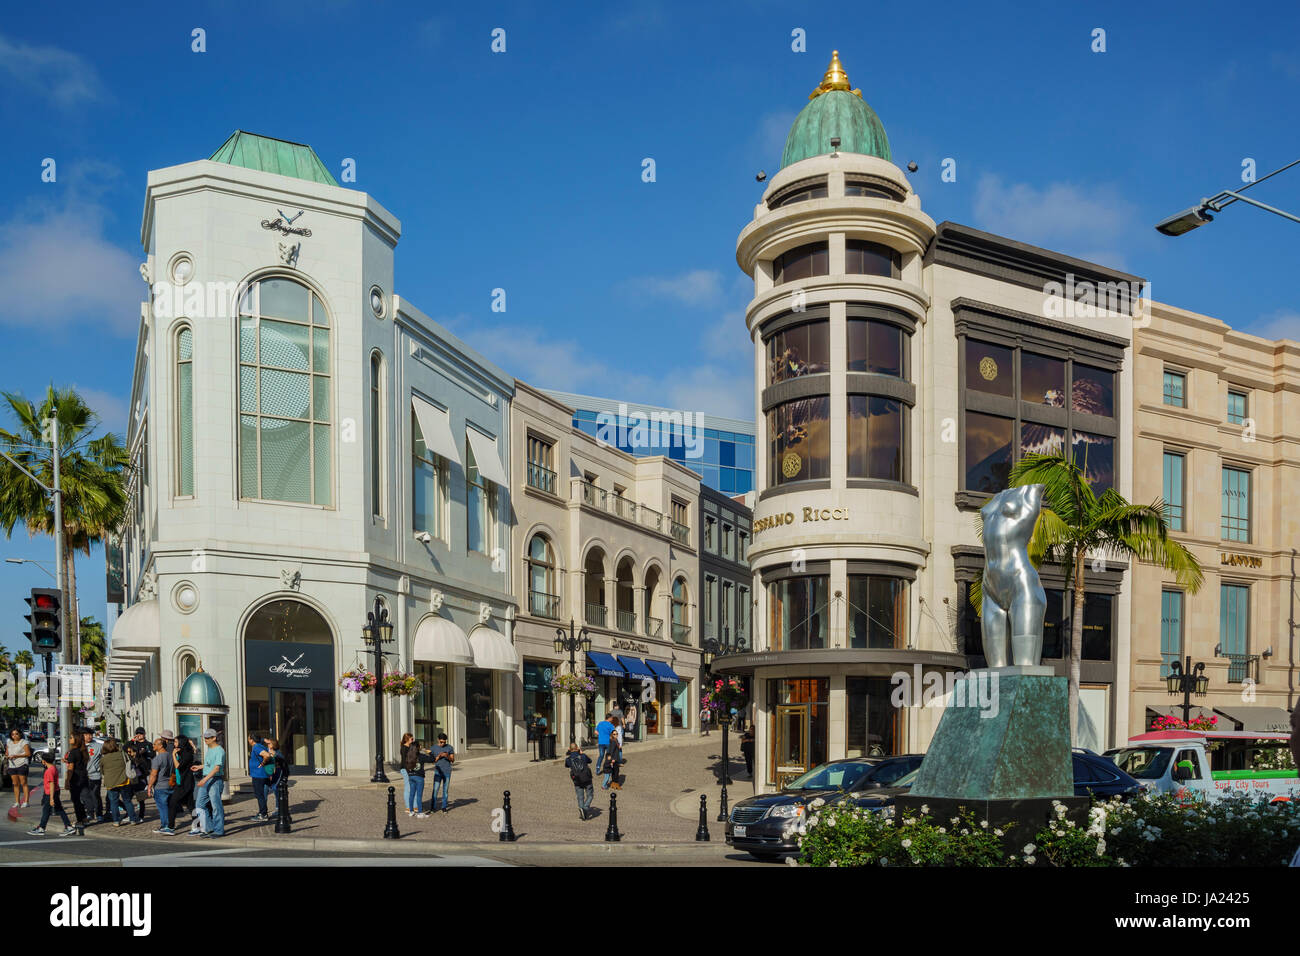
[569,755,593,788]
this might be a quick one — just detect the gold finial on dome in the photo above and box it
[809,49,862,100]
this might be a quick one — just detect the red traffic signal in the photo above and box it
[23,587,62,654]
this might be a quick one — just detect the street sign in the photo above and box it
[37,707,59,724]
[54,664,94,705]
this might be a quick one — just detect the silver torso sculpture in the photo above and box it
[979,484,1047,668]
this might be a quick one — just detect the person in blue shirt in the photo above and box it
[595,714,614,779]
[247,732,271,822]
[192,729,225,838]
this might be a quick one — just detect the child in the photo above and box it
[28,752,76,836]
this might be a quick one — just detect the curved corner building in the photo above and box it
[725,52,1137,789]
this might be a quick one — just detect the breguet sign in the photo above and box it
[246,640,334,689]
[753,505,850,536]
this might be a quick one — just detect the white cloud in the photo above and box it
[72,385,130,436]
[972,174,1138,270]
[619,269,725,307]
[1250,309,1300,343]
[0,33,106,108]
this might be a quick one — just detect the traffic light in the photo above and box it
[24,587,62,654]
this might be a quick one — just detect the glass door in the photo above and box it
[774,703,810,789]
[464,669,496,747]
[273,689,312,773]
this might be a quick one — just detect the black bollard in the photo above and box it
[499,790,517,843]
[604,791,622,842]
[695,793,710,842]
[383,785,401,839]
[273,774,292,833]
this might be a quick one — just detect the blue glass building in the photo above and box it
[541,390,756,495]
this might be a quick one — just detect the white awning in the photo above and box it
[110,600,161,652]
[468,625,519,672]
[413,615,475,666]
[412,396,461,466]
[466,427,508,488]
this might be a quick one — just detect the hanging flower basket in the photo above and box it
[1149,714,1218,732]
[339,669,377,697]
[381,672,419,696]
[550,672,597,695]
[701,677,747,714]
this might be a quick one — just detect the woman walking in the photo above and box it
[100,739,141,826]
[261,737,288,818]
[167,734,196,833]
[63,734,88,826]
[601,716,622,790]
[399,733,431,818]
[6,729,31,808]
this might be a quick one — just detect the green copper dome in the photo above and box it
[177,668,224,707]
[780,52,892,169]
[209,130,340,187]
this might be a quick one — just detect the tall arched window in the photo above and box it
[238,277,332,505]
[527,533,558,619]
[370,352,384,519]
[176,325,194,495]
[671,578,690,643]
[178,651,197,685]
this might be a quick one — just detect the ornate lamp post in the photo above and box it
[361,597,395,783]
[554,619,592,745]
[1165,656,1209,725]
[702,628,748,822]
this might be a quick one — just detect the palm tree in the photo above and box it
[972,452,1204,745]
[78,617,107,672]
[0,386,129,660]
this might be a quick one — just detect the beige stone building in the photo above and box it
[1128,300,1300,738]
[507,382,704,749]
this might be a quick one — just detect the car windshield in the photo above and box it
[784,762,876,791]
[1106,747,1172,780]
[890,768,919,788]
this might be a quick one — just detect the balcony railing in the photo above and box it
[672,623,691,645]
[646,616,663,639]
[640,505,664,533]
[579,480,607,509]
[528,589,561,620]
[527,462,557,495]
[670,520,690,545]
[616,609,637,633]
[585,602,607,627]
[610,494,636,521]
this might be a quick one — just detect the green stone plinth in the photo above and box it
[909,672,1073,800]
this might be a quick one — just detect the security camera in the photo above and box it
[756,170,767,182]
[830,136,841,151]
[415,531,432,544]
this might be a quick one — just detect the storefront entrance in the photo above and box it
[465,668,497,747]
[774,703,809,789]
[269,688,334,775]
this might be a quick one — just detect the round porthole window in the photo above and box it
[169,254,195,286]
[173,581,200,614]
[369,285,386,319]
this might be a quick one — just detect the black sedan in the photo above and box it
[724,755,924,860]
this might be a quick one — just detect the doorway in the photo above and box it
[774,703,810,789]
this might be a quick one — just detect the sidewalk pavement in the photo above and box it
[10,734,754,853]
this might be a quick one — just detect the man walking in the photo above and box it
[125,728,152,821]
[247,732,271,821]
[83,730,107,823]
[148,738,175,834]
[27,751,76,837]
[193,729,225,838]
[595,713,614,778]
[430,732,454,813]
[564,743,594,820]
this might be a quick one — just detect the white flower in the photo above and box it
[980,820,989,828]
[1096,840,1106,856]
[1023,843,1037,855]
[994,828,1004,837]
[828,860,838,867]
[1025,855,1036,865]
[810,797,826,809]
[920,804,930,814]
[950,816,960,825]
[937,827,946,834]
[1054,803,1067,818]
[785,856,799,866]
[901,838,912,849]
[961,829,969,835]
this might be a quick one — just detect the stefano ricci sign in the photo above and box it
[246,640,334,689]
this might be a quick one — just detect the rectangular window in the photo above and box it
[848,395,905,481]
[965,411,1014,493]
[721,523,733,560]
[1042,589,1067,660]
[773,242,829,284]
[1162,451,1185,531]
[176,327,194,496]
[1221,466,1250,542]
[1163,369,1186,407]
[1160,591,1184,678]
[847,319,906,377]
[1227,389,1247,425]
[412,410,446,540]
[768,575,829,650]
[846,677,900,758]
[767,320,830,384]
[370,355,383,518]
[1081,593,1113,661]
[843,240,900,278]
[705,576,715,637]
[704,516,715,551]
[847,575,907,649]
[737,530,748,561]
[1220,584,1250,682]
[737,587,749,643]
[526,434,556,494]
[768,396,831,485]
[466,437,497,554]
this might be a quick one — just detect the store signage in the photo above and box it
[1220,552,1262,569]
[611,638,650,654]
[261,208,312,237]
[753,506,850,536]
[246,641,334,689]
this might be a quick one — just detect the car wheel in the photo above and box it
[747,851,780,862]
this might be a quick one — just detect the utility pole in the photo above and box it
[1289,549,1296,710]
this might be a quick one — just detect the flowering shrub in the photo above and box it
[701,677,746,714]
[339,669,377,694]
[798,802,1009,867]
[381,671,419,696]
[1149,714,1218,732]
[550,672,596,695]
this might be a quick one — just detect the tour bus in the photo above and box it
[1104,730,1298,805]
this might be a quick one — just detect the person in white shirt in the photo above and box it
[6,730,32,808]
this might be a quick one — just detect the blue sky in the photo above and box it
[2,0,1299,632]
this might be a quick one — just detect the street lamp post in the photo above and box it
[554,619,592,745]
[702,628,748,823]
[361,597,395,783]
[1166,656,1209,724]
[1155,157,1300,235]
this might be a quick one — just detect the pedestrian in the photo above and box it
[625,701,638,741]
[247,732,271,822]
[564,742,595,820]
[168,734,196,834]
[100,739,142,826]
[262,737,288,818]
[83,730,108,823]
[7,728,32,808]
[430,732,455,813]
[27,751,76,837]
[63,733,89,826]
[125,728,152,821]
[740,728,755,778]
[399,733,431,818]
[601,717,622,790]
[700,705,711,736]
[1290,707,1300,775]
[147,738,175,834]
[595,713,614,777]
[610,700,624,725]
[191,728,225,838]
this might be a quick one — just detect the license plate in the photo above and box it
[733,825,747,837]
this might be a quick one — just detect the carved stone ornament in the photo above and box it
[478,602,493,625]
[138,570,159,601]
[277,241,301,267]
[280,568,302,591]
[139,261,151,284]
[430,590,445,612]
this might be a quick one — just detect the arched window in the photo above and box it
[527,534,558,619]
[671,578,690,643]
[176,325,194,495]
[370,352,384,519]
[238,277,332,505]
[178,651,197,685]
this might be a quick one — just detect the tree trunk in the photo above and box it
[65,549,81,665]
[1069,551,1086,747]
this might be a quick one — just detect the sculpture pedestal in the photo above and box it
[897,672,1085,855]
